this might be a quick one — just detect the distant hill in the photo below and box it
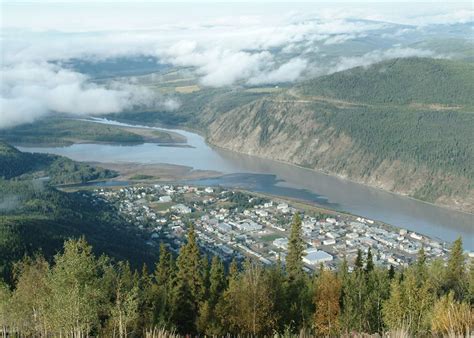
[0,142,47,179]
[296,57,474,108]
[0,141,117,184]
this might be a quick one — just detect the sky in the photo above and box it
[0,2,473,128]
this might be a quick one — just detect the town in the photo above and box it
[91,184,450,270]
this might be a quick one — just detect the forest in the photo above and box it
[0,215,471,337]
[0,141,117,184]
[297,58,474,108]
[0,143,155,281]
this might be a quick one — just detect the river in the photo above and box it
[18,118,473,249]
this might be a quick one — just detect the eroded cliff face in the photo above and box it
[206,98,474,213]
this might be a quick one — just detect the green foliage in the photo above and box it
[0,141,117,184]
[1,236,471,336]
[298,57,474,107]
[286,213,304,281]
[0,179,156,282]
[0,118,145,146]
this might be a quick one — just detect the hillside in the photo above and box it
[0,118,182,146]
[296,57,474,108]
[204,58,474,212]
[0,141,117,184]
[0,143,155,281]
[0,179,157,282]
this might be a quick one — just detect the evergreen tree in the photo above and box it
[355,249,364,271]
[208,256,226,307]
[200,254,210,300]
[365,248,374,273]
[444,237,466,299]
[197,256,226,335]
[228,257,239,281]
[171,224,204,334]
[153,244,174,328]
[388,265,395,280]
[415,247,427,284]
[137,264,155,331]
[364,268,390,333]
[286,213,304,281]
[284,213,310,330]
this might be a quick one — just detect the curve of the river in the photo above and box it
[19,118,473,249]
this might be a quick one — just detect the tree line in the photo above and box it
[0,215,472,337]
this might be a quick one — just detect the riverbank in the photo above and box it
[86,162,222,182]
[18,118,473,249]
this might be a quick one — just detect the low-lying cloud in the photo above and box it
[322,47,443,75]
[1,3,471,128]
[0,62,179,128]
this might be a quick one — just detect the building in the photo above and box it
[303,248,333,265]
[273,238,289,250]
[218,222,232,233]
[159,195,172,203]
[236,220,263,232]
[171,204,191,214]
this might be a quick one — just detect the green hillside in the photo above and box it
[0,143,154,281]
[297,57,474,108]
[0,179,157,282]
[0,118,145,146]
[0,141,117,184]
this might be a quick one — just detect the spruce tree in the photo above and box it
[171,224,204,334]
[355,249,364,271]
[286,213,304,281]
[365,248,374,273]
[209,256,226,307]
[153,244,174,328]
[444,237,466,299]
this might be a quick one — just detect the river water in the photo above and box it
[19,118,473,249]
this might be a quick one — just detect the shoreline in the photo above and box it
[104,116,473,216]
[64,177,451,247]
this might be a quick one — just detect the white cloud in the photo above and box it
[247,58,308,85]
[325,47,441,75]
[0,2,471,128]
[0,62,178,128]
